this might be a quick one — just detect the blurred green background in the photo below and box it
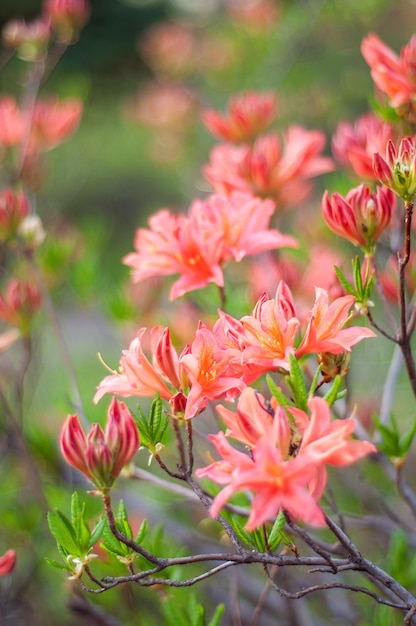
[1,1,416,625]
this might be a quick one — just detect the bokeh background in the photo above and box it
[1,0,416,624]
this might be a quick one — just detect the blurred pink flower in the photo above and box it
[202,91,278,143]
[2,15,51,60]
[0,278,41,333]
[361,33,416,109]
[225,0,279,31]
[295,288,376,358]
[332,112,396,180]
[0,549,16,576]
[61,398,140,490]
[124,192,296,300]
[139,21,197,78]
[322,183,395,250]
[0,188,30,243]
[0,96,25,147]
[43,0,90,43]
[204,128,333,207]
[29,96,83,153]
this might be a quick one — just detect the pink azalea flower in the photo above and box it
[43,0,91,43]
[61,398,140,490]
[217,387,290,449]
[331,112,396,180]
[0,96,25,146]
[180,323,246,419]
[29,97,83,153]
[322,183,395,250]
[295,288,376,358]
[94,327,179,404]
[0,549,16,576]
[196,429,325,529]
[361,33,416,109]
[124,192,296,300]
[202,91,278,143]
[373,137,416,201]
[238,281,300,373]
[288,397,376,498]
[203,128,333,207]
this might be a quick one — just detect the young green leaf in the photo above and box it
[47,510,80,556]
[207,604,225,626]
[268,509,285,552]
[266,375,290,407]
[287,354,308,411]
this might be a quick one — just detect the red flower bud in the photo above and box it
[0,549,16,576]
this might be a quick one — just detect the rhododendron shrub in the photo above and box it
[3,1,416,624]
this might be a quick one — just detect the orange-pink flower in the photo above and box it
[204,128,333,207]
[94,327,180,404]
[60,398,140,490]
[0,549,16,576]
[0,188,30,243]
[202,91,278,143]
[124,192,296,300]
[373,137,416,201]
[322,184,395,251]
[361,33,416,109]
[180,323,246,419]
[44,0,90,43]
[295,288,376,358]
[288,397,376,498]
[331,112,395,180]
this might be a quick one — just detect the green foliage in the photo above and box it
[136,393,169,455]
[161,592,224,626]
[287,354,308,411]
[230,509,289,553]
[47,492,105,576]
[334,256,375,310]
[373,415,416,462]
[101,498,147,563]
[323,375,347,406]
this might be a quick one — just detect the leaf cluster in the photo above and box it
[136,394,169,455]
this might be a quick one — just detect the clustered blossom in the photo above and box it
[203,128,334,208]
[322,183,395,251]
[331,112,396,180]
[202,91,278,143]
[60,398,140,491]
[361,33,416,112]
[196,390,376,529]
[373,137,416,202]
[95,282,375,420]
[123,191,297,300]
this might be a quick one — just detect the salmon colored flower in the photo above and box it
[322,184,395,251]
[373,137,416,201]
[217,387,289,449]
[288,397,376,498]
[0,549,16,576]
[197,429,325,529]
[0,188,30,243]
[361,33,416,109]
[124,192,295,300]
[180,323,246,419]
[202,91,278,143]
[0,278,41,334]
[331,112,395,180]
[29,97,83,153]
[0,96,25,147]
[44,0,91,43]
[60,398,140,490]
[139,21,197,78]
[238,281,300,373]
[94,327,180,404]
[204,128,333,207]
[295,288,376,358]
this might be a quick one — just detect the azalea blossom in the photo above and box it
[202,91,278,143]
[288,397,377,498]
[203,128,333,207]
[361,33,416,110]
[0,188,30,243]
[94,327,180,404]
[331,112,395,180]
[180,323,246,419]
[61,398,140,491]
[322,184,395,251]
[373,137,416,202]
[0,549,16,576]
[124,192,296,300]
[295,288,376,358]
[0,278,42,333]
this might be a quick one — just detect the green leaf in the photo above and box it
[44,557,72,572]
[334,266,356,296]
[323,375,345,406]
[353,256,363,295]
[88,517,105,550]
[207,604,225,626]
[149,394,169,443]
[101,522,129,557]
[268,509,285,552]
[47,510,80,556]
[266,375,290,407]
[71,493,90,551]
[136,403,152,446]
[287,354,308,411]
[135,519,148,544]
[188,594,204,626]
[308,364,322,397]
[229,518,253,548]
[399,420,416,456]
